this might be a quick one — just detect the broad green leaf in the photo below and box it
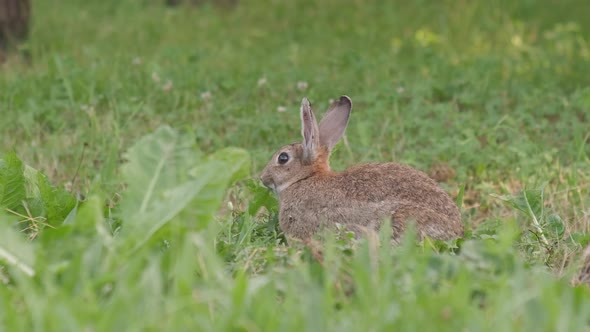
[23,164,41,198]
[117,126,200,248]
[121,177,215,248]
[75,195,112,245]
[246,179,277,215]
[117,126,250,250]
[118,125,196,219]
[494,185,546,221]
[204,147,251,185]
[545,214,565,238]
[0,219,35,277]
[492,185,547,227]
[492,184,553,245]
[0,152,26,212]
[185,147,251,224]
[37,173,77,226]
[0,153,76,229]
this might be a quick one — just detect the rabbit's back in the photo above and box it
[341,163,459,218]
[278,162,462,240]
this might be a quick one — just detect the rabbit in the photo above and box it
[260,95,464,243]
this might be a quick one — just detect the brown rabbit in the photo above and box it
[260,96,464,243]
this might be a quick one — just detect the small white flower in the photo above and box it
[297,81,308,91]
[396,86,405,94]
[162,80,173,92]
[81,104,95,116]
[151,72,160,83]
[257,77,267,87]
[132,57,142,65]
[201,91,212,101]
[276,106,287,112]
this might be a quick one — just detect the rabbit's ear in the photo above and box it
[300,97,320,163]
[319,95,352,151]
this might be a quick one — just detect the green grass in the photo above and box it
[1,0,590,330]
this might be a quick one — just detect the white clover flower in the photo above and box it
[151,72,161,83]
[162,80,173,92]
[297,81,308,91]
[201,91,212,101]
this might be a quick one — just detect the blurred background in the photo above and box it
[1,0,589,210]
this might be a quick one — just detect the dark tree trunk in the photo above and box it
[0,0,30,61]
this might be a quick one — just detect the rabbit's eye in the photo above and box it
[278,152,289,164]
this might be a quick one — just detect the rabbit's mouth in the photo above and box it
[262,180,288,196]
[265,183,277,194]
[260,176,278,194]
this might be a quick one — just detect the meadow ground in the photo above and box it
[1,0,590,330]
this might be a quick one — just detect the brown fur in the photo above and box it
[260,96,463,242]
[573,244,590,287]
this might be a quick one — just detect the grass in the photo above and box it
[1,0,590,330]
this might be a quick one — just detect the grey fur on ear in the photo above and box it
[300,97,319,163]
[319,95,352,151]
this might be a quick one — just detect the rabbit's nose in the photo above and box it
[259,170,268,185]
[260,170,273,188]
[260,174,270,187]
